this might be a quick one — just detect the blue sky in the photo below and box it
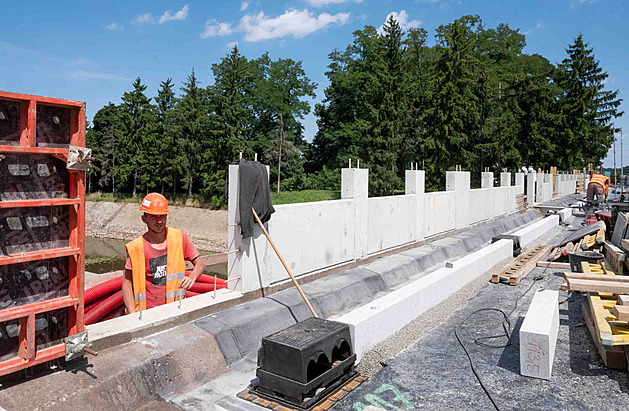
[1,0,627,169]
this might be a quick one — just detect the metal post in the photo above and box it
[614,127,617,186]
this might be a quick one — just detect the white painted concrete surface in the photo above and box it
[511,215,560,248]
[520,290,559,380]
[338,239,513,363]
[229,166,582,293]
[558,207,572,222]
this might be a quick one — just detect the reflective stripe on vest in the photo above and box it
[125,227,187,311]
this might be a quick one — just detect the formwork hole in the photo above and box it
[332,340,351,362]
[307,352,331,381]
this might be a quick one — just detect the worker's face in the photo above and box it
[142,213,167,234]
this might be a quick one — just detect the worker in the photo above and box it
[122,193,204,316]
[586,170,610,205]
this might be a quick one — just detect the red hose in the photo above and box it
[85,292,123,325]
[85,292,112,314]
[188,282,226,293]
[186,290,200,298]
[85,276,123,305]
[101,305,125,322]
[190,274,227,286]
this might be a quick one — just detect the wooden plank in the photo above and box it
[536,261,570,269]
[610,305,629,322]
[618,295,629,306]
[588,293,629,346]
[563,273,629,282]
[565,279,629,294]
[582,299,627,369]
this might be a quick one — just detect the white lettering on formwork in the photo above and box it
[153,265,167,278]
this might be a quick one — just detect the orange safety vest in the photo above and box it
[125,227,186,312]
[589,173,610,194]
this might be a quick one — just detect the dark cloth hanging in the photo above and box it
[224,159,275,239]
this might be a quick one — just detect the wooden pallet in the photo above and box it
[582,298,627,369]
[491,244,553,285]
[516,193,526,213]
[238,374,367,411]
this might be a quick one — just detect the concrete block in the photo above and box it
[558,207,572,222]
[511,215,559,248]
[520,290,559,380]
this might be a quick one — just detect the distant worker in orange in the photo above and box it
[586,170,610,205]
[122,193,204,317]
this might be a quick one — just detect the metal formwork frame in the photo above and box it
[0,91,85,376]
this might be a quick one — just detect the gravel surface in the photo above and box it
[337,215,629,410]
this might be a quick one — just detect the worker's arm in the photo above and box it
[122,269,136,314]
[178,256,205,290]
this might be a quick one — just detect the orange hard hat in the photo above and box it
[140,193,170,215]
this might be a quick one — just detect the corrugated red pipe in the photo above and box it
[85,276,123,305]
[84,292,123,325]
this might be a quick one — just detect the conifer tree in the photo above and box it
[556,34,623,167]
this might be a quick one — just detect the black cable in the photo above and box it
[454,308,511,411]
[454,241,562,410]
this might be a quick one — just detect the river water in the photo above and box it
[84,236,227,279]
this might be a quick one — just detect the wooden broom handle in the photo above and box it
[252,208,318,318]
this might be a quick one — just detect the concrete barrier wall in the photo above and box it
[368,194,415,254]
[424,191,456,237]
[228,167,567,293]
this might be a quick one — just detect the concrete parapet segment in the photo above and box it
[520,290,560,380]
[338,239,513,363]
[511,215,560,248]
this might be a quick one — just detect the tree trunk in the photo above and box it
[161,179,165,194]
[133,168,138,198]
[172,171,176,198]
[188,173,193,199]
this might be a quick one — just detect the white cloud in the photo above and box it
[159,4,189,23]
[378,10,421,34]
[201,20,235,38]
[201,9,350,42]
[304,0,362,6]
[226,41,239,49]
[523,23,542,35]
[242,9,350,41]
[105,23,124,31]
[68,70,132,82]
[241,1,249,11]
[134,13,154,24]
[135,5,189,25]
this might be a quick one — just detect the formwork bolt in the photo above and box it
[53,116,60,125]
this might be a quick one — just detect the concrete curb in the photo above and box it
[337,239,513,362]
[511,215,560,248]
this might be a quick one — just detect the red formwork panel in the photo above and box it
[0,90,85,376]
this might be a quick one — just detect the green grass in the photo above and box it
[87,190,340,207]
[271,190,340,205]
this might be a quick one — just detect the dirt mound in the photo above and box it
[85,202,228,252]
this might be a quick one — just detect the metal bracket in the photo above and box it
[66,145,94,171]
[64,330,97,361]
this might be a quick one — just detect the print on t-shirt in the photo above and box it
[149,254,168,286]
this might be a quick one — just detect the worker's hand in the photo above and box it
[179,276,195,290]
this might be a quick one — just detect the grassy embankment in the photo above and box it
[86,190,341,207]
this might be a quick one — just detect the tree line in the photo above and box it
[87,14,623,201]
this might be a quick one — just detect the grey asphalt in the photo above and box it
[333,216,629,410]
